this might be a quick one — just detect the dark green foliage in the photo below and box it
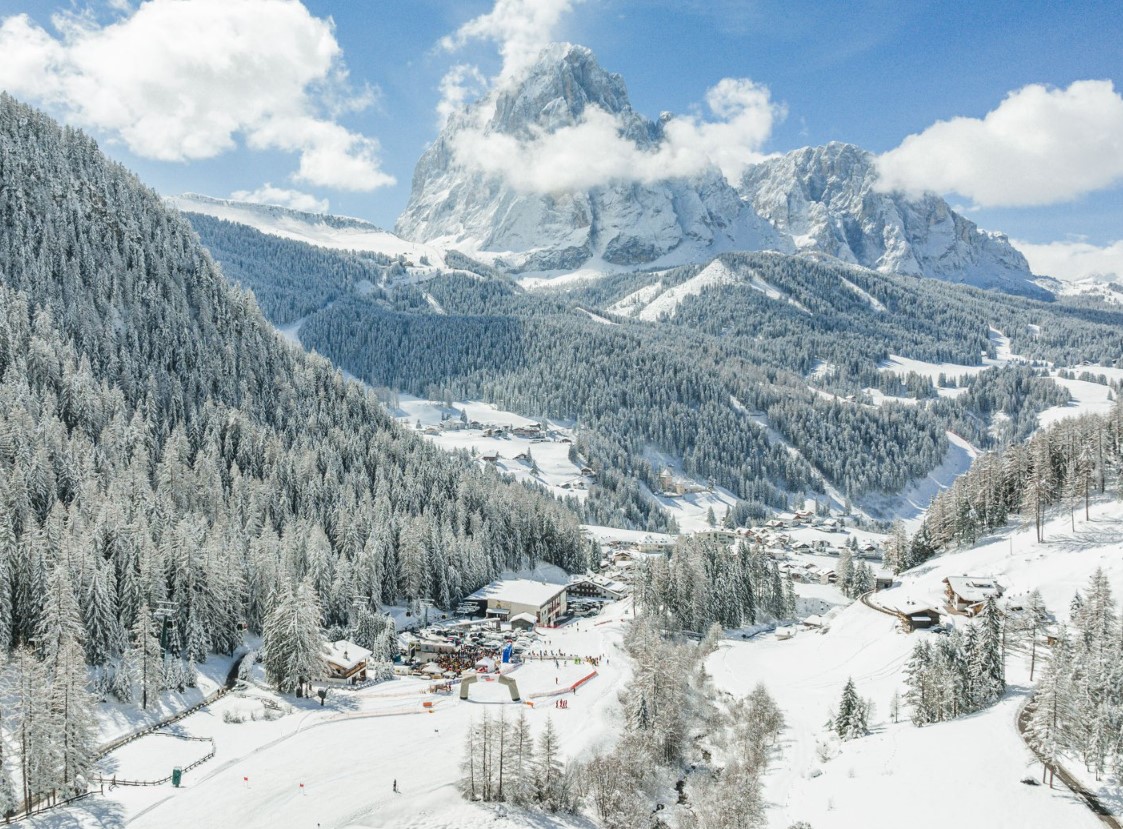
[0,94,586,668]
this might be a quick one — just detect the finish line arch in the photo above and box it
[459,673,521,702]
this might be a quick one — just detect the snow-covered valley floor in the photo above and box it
[34,499,1123,829]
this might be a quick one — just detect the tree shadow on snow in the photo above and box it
[25,797,126,829]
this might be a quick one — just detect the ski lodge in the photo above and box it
[463,579,568,626]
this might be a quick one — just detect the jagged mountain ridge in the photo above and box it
[398,43,1045,297]
[396,43,790,272]
[741,143,1046,297]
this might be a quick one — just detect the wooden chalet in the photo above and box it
[943,576,1004,616]
[322,639,372,683]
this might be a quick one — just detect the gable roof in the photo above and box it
[322,639,373,671]
[943,576,1003,603]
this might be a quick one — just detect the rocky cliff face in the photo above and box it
[739,143,1044,296]
[398,44,1045,297]
[396,44,787,271]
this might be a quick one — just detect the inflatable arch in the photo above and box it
[459,673,521,702]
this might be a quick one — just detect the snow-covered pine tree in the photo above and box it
[832,678,867,740]
[262,578,324,695]
[127,602,163,709]
[12,646,54,813]
[883,521,909,574]
[974,596,1006,705]
[904,640,934,726]
[505,710,535,806]
[836,547,853,596]
[0,757,16,821]
[460,717,481,801]
[82,561,123,667]
[46,631,97,796]
[535,716,568,811]
[850,561,874,597]
[1025,628,1074,786]
[36,563,85,670]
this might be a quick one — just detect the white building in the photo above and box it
[464,579,568,625]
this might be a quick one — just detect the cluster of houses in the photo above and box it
[884,575,1007,634]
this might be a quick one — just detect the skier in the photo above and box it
[393,779,399,793]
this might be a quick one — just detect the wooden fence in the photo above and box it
[95,733,217,787]
[4,652,248,823]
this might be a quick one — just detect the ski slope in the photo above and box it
[709,496,1123,829]
[38,604,635,829]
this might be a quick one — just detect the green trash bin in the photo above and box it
[171,767,182,787]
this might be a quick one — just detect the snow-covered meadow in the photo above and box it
[30,495,1123,829]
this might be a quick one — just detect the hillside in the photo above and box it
[186,204,1123,530]
[0,92,586,670]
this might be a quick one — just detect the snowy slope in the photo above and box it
[40,499,1123,829]
[169,193,449,270]
[709,497,1123,829]
[39,603,637,829]
[393,396,591,503]
[635,259,740,321]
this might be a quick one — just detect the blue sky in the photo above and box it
[1,0,1121,277]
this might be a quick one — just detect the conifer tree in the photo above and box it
[832,678,868,740]
[12,646,53,812]
[262,579,324,695]
[127,602,162,709]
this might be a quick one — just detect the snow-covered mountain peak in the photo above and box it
[397,44,785,273]
[739,143,1048,297]
[486,42,634,135]
[397,45,1046,296]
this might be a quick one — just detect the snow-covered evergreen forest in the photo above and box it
[633,536,797,631]
[187,214,1123,530]
[1025,570,1123,784]
[903,405,1123,568]
[0,94,588,808]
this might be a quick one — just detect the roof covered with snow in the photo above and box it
[509,612,538,624]
[322,639,372,671]
[465,579,567,608]
[943,576,1003,602]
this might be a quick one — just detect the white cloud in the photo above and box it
[230,184,329,213]
[450,78,783,193]
[1013,238,1123,282]
[441,0,580,83]
[435,0,782,192]
[876,80,1123,207]
[0,0,394,191]
[436,63,487,127]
